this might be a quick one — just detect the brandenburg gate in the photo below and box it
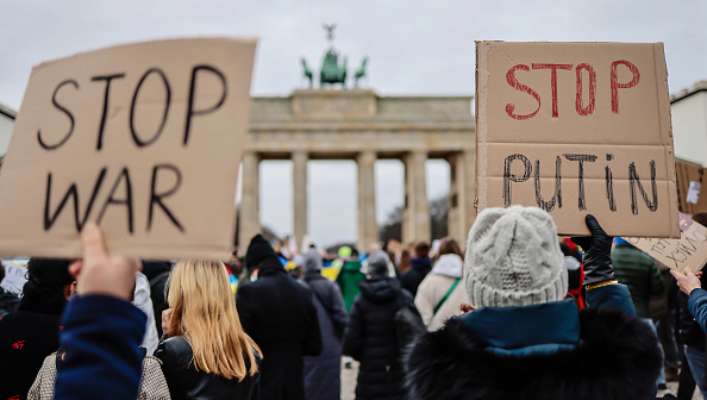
[238,89,475,250]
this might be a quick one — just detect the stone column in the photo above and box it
[239,151,260,250]
[292,150,308,249]
[403,151,430,243]
[448,151,476,246]
[357,151,378,252]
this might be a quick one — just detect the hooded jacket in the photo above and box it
[406,293,661,400]
[343,277,410,400]
[414,254,469,331]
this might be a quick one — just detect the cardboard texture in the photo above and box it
[476,41,679,237]
[625,222,707,273]
[0,38,256,260]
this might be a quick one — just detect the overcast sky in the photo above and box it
[2,1,705,245]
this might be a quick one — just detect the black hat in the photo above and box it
[245,234,278,269]
[20,258,73,315]
[26,258,73,288]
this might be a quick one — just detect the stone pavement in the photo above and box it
[340,358,702,400]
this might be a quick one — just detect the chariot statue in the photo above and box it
[300,24,367,89]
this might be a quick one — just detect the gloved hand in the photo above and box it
[573,214,615,287]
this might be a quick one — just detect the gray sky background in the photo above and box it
[1,1,705,245]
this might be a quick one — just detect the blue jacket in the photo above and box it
[55,295,146,400]
[688,288,707,333]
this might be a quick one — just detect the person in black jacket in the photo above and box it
[157,260,261,400]
[400,242,432,297]
[236,234,322,400]
[343,250,412,400]
[405,208,661,400]
[0,258,75,400]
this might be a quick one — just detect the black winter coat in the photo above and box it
[343,277,411,400]
[156,336,259,400]
[400,258,432,297]
[0,310,61,400]
[236,260,322,400]
[406,308,662,400]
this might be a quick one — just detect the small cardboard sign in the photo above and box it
[625,222,707,273]
[475,41,679,237]
[0,38,256,260]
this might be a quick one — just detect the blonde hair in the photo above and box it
[166,260,260,380]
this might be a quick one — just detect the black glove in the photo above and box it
[573,214,615,287]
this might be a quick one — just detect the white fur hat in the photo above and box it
[464,206,567,308]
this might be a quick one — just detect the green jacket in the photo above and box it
[612,243,664,318]
[336,260,365,313]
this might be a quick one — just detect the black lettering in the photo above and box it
[534,156,562,211]
[605,153,616,211]
[183,65,227,145]
[129,68,172,147]
[96,167,134,234]
[564,153,597,210]
[148,164,184,232]
[91,73,126,150]
[38,79,79,150]
[503,154,531,207]
[43,168,107,231]
[629,160,658,215]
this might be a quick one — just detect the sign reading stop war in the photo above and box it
[476,42,680,237]
[625,222,707,273]
[0,38,256,259]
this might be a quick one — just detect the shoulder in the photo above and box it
[406,311,660,399]
[155,336,192,367]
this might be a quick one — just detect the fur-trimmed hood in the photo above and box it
[405,304,661,400]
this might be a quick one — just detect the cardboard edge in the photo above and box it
[651,43,681,238]
[474,41,490,215]
[32,36,259,72]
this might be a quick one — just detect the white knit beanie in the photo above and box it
[464,206,567,308]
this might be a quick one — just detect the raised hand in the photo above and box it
[69,223,140,300]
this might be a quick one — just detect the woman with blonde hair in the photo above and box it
[156,260,261,400]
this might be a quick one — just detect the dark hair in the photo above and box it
[19,258,73,315]
[0,261,4,283]
[694,213,707,227]
[438,238,463,258]
[414,242,431,258]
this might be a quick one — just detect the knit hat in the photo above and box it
[245,234,278,269]
[464,206,567,308]
[302,248,323,273]
[366,250,391,277]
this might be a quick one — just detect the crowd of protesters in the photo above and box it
[0,210,706,400]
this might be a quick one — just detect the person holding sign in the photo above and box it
[405,207,661,400]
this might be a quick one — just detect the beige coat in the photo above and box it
[414,254,469,331]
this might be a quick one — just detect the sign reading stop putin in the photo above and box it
[0,38,256,259]
[476,41,680,237]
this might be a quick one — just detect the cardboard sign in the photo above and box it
[476,42,679,237]
[0,38,256,259]
[625,222,707,273]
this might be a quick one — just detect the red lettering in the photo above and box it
[532,63,572,117]
[505,64,541,120]
[610,60,640,114]
[575,63,596,116]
